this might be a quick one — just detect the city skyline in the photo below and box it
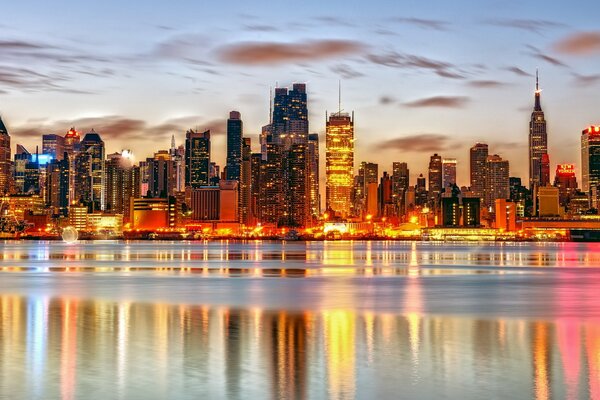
[1,0,599,184]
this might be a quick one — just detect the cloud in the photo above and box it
[10,116,227,147]
[216,39,366,65]
[330,64,364,79]
[153,34,212,63]
[379,96,395,105]
[244,24,278,32]
[366,51,463,78]
[572,72,600,85]
[314,16,355,27]
[485,19,567,33]
[467,80,506,88]
[526,45,568,67]
[505,66,533,77]
[403,95,469,108]
[0,40,48,50]
[375,133,460,153]
[553,31,600,55]
[392,17,450,31]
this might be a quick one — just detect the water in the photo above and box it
[0,241,599,399]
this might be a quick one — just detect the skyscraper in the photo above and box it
[391,162,409,217]
[105,151,135,221]
[581,125,600,193]
[272,84,308,146]
[470,143,488,199]
[81,130,105,211]
[428,153,443,204]
[326,111,354,218]
[240,138,252,225]
[226,111,243,181]
[42,134,65,161]
[529,71,549,189]
[46,156,69,216]
[147,150,176,198]
[442,158,457,189]
[485,154,510,208]
[0,115,12,194]
[185,130,211,189]
[554,164,577,207]
[307,133,320,222]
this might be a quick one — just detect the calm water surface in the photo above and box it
[1,240,599,399]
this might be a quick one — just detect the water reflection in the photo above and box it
[0,295,599,399]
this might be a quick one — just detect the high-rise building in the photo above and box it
[250,153,262,222]
[258,140,285,225]
[326,112,354,218]
[353,162,378,216]
[415,174,428,206]
[0,115,12,194]
[538,186,560,217]
[42,134,65,161]
[379,171,394,217]
[428,153,443,204]
[147,150,177,198]
[581,125,600,193]
[391,162,409,217]
[529,71,549,189]
[287,142,309,227]
[470,143,488,199]
[307,133,320,222]
[272,84,308,146]
[81,130,105,211]
[73,151,92,207]
[185,130,211,189]
[485,154,510,208]
[554,164,578,207]
[442,158,457,189]
[169,136,186,192]
[46,156,69,216]
[240,138,252,225]
[226,111,243,181]
[105,151,135,222]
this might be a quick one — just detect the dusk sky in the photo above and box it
[2,0,600,184]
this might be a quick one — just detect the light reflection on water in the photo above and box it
[1,241,600,399]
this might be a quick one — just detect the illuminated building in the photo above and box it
[428,153,443,205]
[379,171,394,217]
[209,162,220,185]
[0,115,12,194]
[13,145,45,195]
[287,142,310,227]
[258,140,284,225]
[86,213,123,234]
[415,174,427,206]
[240,138,252,225]
[130,197,176,230]
[509,177,530,217]
[366,182,378,218]
[495,199,516,231]
[353,162,378,216]
[529,71,549,189]
[442,158,457,188]
[81,131,105,211]
[189,180,239,222]
[147,150,176,198]
[326,111,354,218]
[581,125,600,193]
[226,111,243,181]
[391,162,409,217]
[441,196,460,227]
[272,84,309,146]
[485,154,509,208]
[105,151,135,222]
[185,129,211,188]
[64,127,80,205]
[42,134,65,161]
[46,156,69,217]
[470,143,488,199]
[307,133,320,222]
[462,197,481,227]
[250,153,262,223]
[554,164,577,206]
[169,136,185,192]
[2,194,45,221]
[73,151,92,207]
[68,204,87,231]
[538,186,560,217]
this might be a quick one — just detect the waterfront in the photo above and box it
[1,241,600,399]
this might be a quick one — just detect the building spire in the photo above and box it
[171,134,176,150]
[534,68,542,112]
[338,80,342,115]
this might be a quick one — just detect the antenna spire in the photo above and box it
[269,86,273,124]
[536,68,539,91]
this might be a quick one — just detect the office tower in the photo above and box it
[105,151,135,221]
[250,153,262,222]
[462,197,481,227]
[428,153,443,204]
[366,182,378,217]
[470,143,488,199]
[81,130,105,211]
[147,150,176,198]
[0,115,11,194]
[13,145,33,194]
[169,136,185,192]
[353,162,378,216]
[326,112,354,218]
[529,71,549,189]
[485,154,510,208]
[226,111,243,181]
[240,138,252,225]
[538,186,560,217]
[554,164,578,207]
[581,125,600,193]
[209,162,220,185]
[258,140,285,225]
[307,133,320,222]
[287,142,309,227]
[42,134,65,161]
[415,174,428,206]
[73,151,92,207]
[495,199,517,231]
[64,127,81,203]
[442,158,457,189]
[46,156,69,216]
[185,129,211,188]
[379,171,394,217]
[189,180,239,222]
[441,196,460,227]
[392,162,409,216]
[272,84,308,146]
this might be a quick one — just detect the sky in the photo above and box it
[1,0,600,185]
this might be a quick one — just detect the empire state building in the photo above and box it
[529,71,549,189]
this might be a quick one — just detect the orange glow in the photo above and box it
[556,164,575,175]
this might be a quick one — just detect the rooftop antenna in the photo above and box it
[269,86,273,124]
